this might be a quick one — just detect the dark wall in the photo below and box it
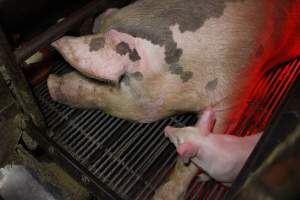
[0,0,94,46]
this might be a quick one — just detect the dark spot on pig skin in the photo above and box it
[89,37,105,51]
[131,71,143,81]
[104,0,243,65]
[181,71,193,82]
[205,78,218,91]
[116,42,141,62]
[129,49,141,61]
[169,63,183,75]
[165,48,183,64]
[116,41,131,55]
[169,63,192,82]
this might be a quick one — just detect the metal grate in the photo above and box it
[33,62,199,200]
[32,57,300,200]
[183,57,300,199]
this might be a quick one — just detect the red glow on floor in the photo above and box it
[188,2,300,199]
[223,1,300,136]
[224,58,300,137]
[188,58,300,200]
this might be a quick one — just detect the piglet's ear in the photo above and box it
[196,108,216,135]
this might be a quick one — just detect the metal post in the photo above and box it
[14,0,130,64]
[0,26,46,129]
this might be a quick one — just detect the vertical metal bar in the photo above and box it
[0,26,46,129]
[140,151,177,200]
[13,0,131,64]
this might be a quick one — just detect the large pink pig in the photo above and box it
[48,0,300,199]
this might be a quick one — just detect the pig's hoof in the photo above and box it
[152,181,186,200]
[47,74,61,101]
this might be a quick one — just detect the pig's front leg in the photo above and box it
[165,108,263,184]
[153,160,198,200]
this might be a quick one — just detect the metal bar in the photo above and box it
[185,178,202,199]
[61,110,97,145]
[139,151,177,200]
[95,127,148,180]
[121,140,169,194]
[91,123,144,173]
[264,60,299,123]
[235,68,281,137]
[245,60,297,137]
[0,26,46,129]
[117,121,171,192]
[23,118,124,200]
[53,110,89,142]
[190,182,205,200]
[70,111,107,152]
[14,0,130,64]
[48,108,75,131]
[79,117,125,162]
[205,184,219,200]
[77,116,123,160]
[106,122,161,181]
[226,66,300,199]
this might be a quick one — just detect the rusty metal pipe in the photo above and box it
[14,0,130,64]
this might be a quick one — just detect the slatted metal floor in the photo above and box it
[32,57,300,200]
[32,61,222,200]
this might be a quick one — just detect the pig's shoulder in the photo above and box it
[101,0,245,66]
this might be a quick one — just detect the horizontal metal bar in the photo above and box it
[14,0,130,64]
[0,26,46,129]
[23,116,125,200]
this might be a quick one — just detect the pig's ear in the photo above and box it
[51,35,125,82]
[51,36,84,68]
[196,108,216,134]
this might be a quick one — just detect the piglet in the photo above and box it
[164,108,262,184]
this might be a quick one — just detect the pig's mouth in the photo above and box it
[85,71,134,87]
[86,75,117,86]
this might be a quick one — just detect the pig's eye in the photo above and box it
[119,72,130,86]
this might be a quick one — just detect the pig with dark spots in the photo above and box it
[48,0,300,199]
[89,37,105,51]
